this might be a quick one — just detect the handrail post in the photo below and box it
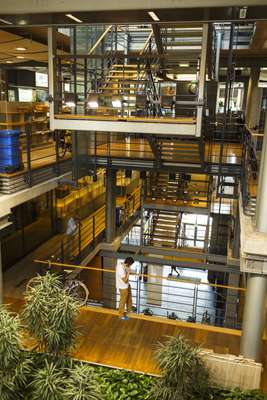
[78,224,82,261]
[136,268,141,314]
[60,239,64,263]
[25,112,32,187]
[93,215,95,245]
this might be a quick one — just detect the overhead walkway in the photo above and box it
[50,22,208,138]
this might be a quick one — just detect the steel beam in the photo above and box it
[2,5,267,24]
[143,202,209,214]
[51,118,197,136]
[120,243,230,264]
[88,158,202,172]
[100,250,241,274]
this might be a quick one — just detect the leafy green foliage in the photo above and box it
[22,273,79,355]
[0,305,33,400]
[95,366,154,400]
[29,359,65,400]
[149,334,210,400]
[210,387,267,400]
[63,364,103,400]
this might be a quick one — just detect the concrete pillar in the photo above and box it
[0,242,3,304]
[240,274,267,361]
[147,264,163,306]
[256,111,267,233]
[102,256,117,309]
[106,168,116,243]
[246,68,263,129]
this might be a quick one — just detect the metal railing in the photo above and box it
[38,187,142,264]
[34,259,245,330]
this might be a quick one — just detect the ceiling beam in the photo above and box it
[1,6,267,26]
[1,0,267,14]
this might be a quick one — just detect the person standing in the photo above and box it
[116,257,134,320]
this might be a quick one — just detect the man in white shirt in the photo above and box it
[116,257,134,320]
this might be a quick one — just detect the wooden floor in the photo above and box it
[0,144,71,178]
[4,300,267,391]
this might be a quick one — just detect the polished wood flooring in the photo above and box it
[0,143,71,178]
[4,298,267,391]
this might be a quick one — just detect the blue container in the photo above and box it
[116,207,121,226]
[0,130,20,173]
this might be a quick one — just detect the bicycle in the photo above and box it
[58,131,72,159]
[27,256,89,306]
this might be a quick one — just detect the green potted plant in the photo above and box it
[0,305,32,400]
[22,273,79,356]
[149,334,210,400]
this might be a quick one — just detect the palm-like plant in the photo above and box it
[63,364,104,400]
[0,305,32,400]
[22,273,79,355]
[29,360,65,400]
[149,334,210,400]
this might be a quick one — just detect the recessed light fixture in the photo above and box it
[0,18,12,25]
[65,14,83,23]
[6,60,13,64]
[16,55,25,59]
[148,11,160,22]
[179,63,190,67]
[15,47,27,51]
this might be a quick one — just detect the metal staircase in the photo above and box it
[244,195,257,217]
[150,210,182,248]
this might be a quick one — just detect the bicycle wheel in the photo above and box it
[67,280,89,306]
[26,276,42,292]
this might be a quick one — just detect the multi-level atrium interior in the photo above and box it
[0,2,267,392]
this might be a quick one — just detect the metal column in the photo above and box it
[196,23,208,137]
[232,209,240,259]
[48,27,57,130]
[240,274,267,361]
[106,169,116,243]
[256,111,267,233]
[103,168,117,308]
[246,67,263,130]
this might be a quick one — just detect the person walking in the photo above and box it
[116,257,134,320]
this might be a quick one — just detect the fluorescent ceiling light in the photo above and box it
[0,18,12,25]
[65,14,83,23]
[148,11,160,22]
[179,63,189,67]
[16,55,25,59]
[15,47,27,51]
[6,60,13,64]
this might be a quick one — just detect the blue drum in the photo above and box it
[0,130,20,173]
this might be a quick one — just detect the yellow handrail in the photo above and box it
[33,259,246,293]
